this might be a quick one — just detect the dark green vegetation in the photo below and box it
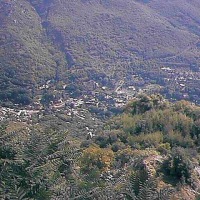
[1,0,200,105]
[1,95,200,199]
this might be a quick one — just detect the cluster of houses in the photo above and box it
[0,106,40,123]
[4,65,198,125]
[0,76,139,124]
[160,65,200,102]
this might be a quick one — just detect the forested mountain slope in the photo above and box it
[0,0,67,105]
[1,0,200,105]
[43,0,200,74]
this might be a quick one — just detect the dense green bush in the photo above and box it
[163,147,194,183]
[0,88,32,105]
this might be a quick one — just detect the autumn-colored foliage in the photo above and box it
[81,145,114,172]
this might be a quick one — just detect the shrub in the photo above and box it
[128,132,163,148]
[163,147,194,183]
[81,145,114,173]
[157,143,171,154]
[165,131,194,148]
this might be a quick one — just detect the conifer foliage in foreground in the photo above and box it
[1,95,200,199]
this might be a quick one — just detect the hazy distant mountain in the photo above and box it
[1,0,200,104]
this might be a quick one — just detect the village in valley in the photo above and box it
[1,62,200,136]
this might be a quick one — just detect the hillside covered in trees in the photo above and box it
[1,0,200,105]
[1,95,200,199]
